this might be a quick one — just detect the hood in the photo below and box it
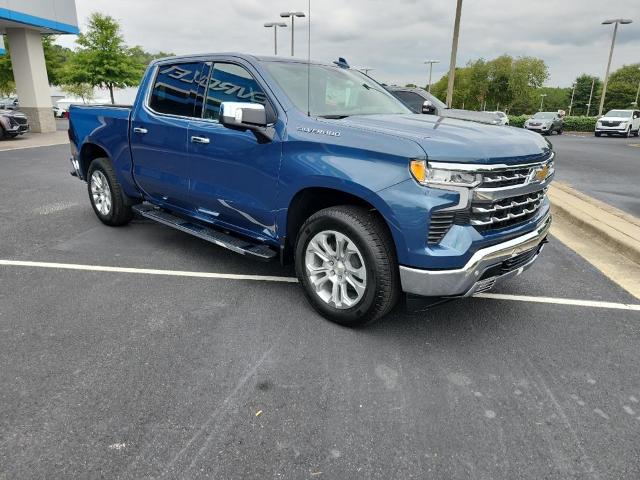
[338,114,551,165]
[439,108,500,125]
[526,117,553,123]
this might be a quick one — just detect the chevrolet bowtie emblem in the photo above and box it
[534,165,549,182]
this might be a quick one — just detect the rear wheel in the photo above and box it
[295,205,399,327]
[87,157,134,226]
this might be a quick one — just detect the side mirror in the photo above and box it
[422,100,436,114]
[219,102,273,143]
[220,102,267,129]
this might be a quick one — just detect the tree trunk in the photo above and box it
[109,84,115,105]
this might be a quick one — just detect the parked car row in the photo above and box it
[387,86,638,139]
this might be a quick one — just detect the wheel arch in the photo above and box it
[280,184,405,265]
[79,142,110,179]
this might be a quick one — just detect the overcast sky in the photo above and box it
[59,0,639,88]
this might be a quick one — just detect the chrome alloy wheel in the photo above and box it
[90,170,112,216]
[304,230,367,309]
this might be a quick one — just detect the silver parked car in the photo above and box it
[524,112,564,135]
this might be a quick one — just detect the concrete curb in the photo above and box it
[549,182,640,265]
[0,130,69,151]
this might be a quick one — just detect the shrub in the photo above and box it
[563,116,597,132]
[507,115,529,128]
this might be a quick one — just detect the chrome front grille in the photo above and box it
[480,167,531,188]
[425,157,553,244]
[471,189,546,229]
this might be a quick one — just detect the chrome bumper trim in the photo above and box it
[399,215,551,297]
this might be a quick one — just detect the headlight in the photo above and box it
[410,160,481,187]
[620,122,628,127]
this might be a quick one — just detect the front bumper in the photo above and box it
[595,126,628,133]
[525,124,550,132]
[6,123,29,134]
[399,214,551,297]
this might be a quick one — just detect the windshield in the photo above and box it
[532,112,556,119]
[604,110,632,118]
[264,62,411,117]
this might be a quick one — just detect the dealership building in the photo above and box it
[0,0,78,132]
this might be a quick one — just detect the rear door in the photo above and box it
[187,60,282,241]
[130,61,210,211]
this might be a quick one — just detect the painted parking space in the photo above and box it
[3,143,640,478]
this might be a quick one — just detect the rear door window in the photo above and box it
[149,62,209,117]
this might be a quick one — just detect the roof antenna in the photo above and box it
[306,0,311,117]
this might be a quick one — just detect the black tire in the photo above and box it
[87,157,134,226]
[625,127,632,138]
[634,129,639,137]
[557,128,563,135]
[295,205,400,327]
[595,132,601,137]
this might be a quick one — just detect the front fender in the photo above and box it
[276,176,409,260]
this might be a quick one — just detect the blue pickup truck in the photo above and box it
[68,53,554,326]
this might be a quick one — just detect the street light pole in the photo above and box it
[586,77,595,116]
[568,82,576,116]
[445,0,463,107]
[264,22,287,55]
[539,94,547,111]
[598,18,633,116]
[424,60,439,93]
[634,68,640,107]
[280,11,306,56]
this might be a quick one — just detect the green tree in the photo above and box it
[42,36,73,86]
[129,46,174,68]
[604,63,640,110]
[0,35,15,96]
[65,13,144,104]
[571,74,601,116]
[62,83,95,103]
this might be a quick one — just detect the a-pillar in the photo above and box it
[6,28,55,133]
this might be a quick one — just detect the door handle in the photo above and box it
[191,136,210,144]
[133,127,148,134]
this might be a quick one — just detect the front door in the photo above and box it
[130,61,209,211]
[188,61,282,241]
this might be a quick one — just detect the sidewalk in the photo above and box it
[550,182,640,298]
[0,130,69,151]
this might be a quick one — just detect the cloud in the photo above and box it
[59,0,638,86]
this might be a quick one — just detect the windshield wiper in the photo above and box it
[319,114,350,119]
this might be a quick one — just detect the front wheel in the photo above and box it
[87,157,134,226]
[295,206,400,327]
[625,126,632,138]
[595,132,601,137]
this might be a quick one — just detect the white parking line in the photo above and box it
[0,142,69,152]
[474,292,640,311]
[1,259,640,311]
[0,259,297,283]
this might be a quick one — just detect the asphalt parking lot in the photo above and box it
[1,141,640,479]
[550,133,640,217]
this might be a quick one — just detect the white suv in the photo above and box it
[595,109,640,137]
